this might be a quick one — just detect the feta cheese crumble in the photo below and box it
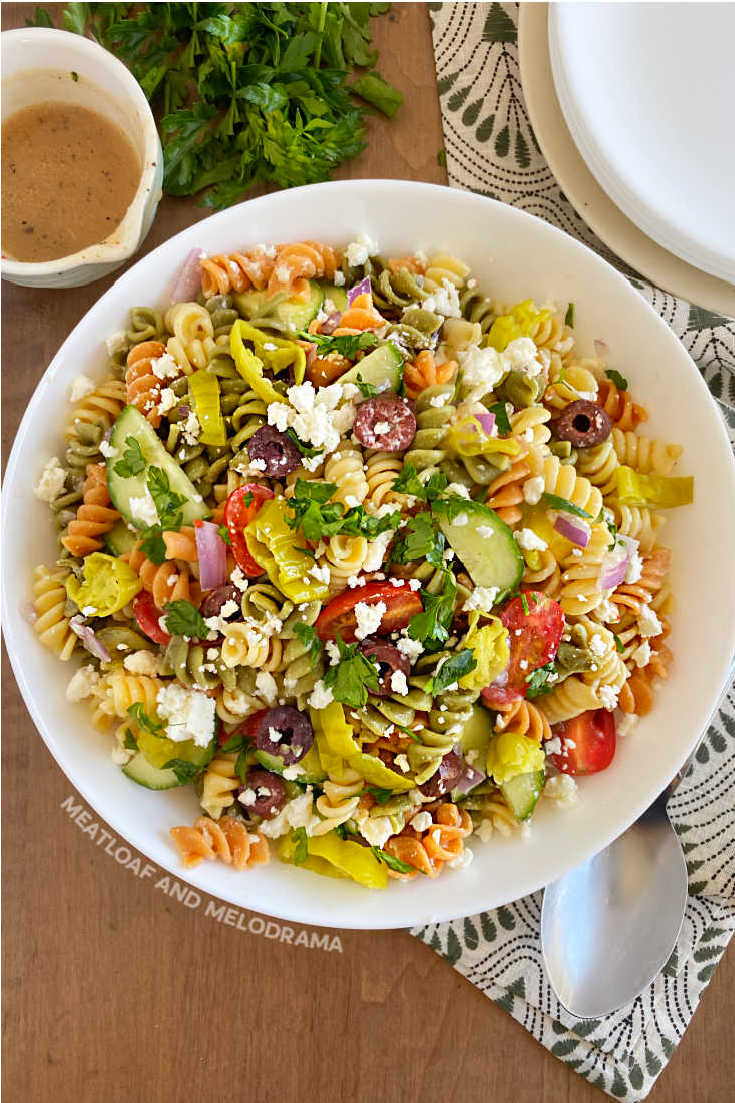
[522,476,545,505]
[344,233,379,268]
[68,375,95,402]
[389,670,409,696]
[354,600,386,641]
[34,457,66,503]
[267,381,357,457]
[308,680,334,710]
[514,527,547,551]
[397,636,424,662]
[66,665,100,702]
[544,774,578,806]
[156,684,215,747]
[463,586,500,614]
[123,651,159,676]
[129,490,158,528]
[637,606,663,637]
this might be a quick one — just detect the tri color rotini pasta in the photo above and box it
[31,236,693,889]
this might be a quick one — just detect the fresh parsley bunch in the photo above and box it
[35,2,402,209]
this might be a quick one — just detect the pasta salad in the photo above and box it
[31,237,694,888]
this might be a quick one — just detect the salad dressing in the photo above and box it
[2,101,140,263]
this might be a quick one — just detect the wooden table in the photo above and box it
[2,5,732,1100]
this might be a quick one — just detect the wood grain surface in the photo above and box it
[2,5,732,1101]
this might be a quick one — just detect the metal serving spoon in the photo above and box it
[541,774,689,1019]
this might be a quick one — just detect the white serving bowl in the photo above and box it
[4,181,735,929]
[1,28,162,288]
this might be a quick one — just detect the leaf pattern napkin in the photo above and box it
[413,5,735,1100]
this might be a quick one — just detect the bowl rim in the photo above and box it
[4,178,735,928]
[0,26,160,275]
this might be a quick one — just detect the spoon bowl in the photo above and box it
[541,790,688,1018]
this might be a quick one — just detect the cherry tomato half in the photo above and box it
[218,708,268,747]
[482,591,564,707]
[548,709,616,776]
[315,580,423,643]
[132,589,171,645]
[223,483,274,577]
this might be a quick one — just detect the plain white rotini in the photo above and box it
[31,566,78,661]
[559,522,610,616]
[164,302,215,371]
[610,429,683,475]
[311,769,364,836]
[324,534,369,595]
[200,753,239,820]
[221,623,283,671]
[528,449,603,519]
[324,443,369,507]
[422,252,470,291]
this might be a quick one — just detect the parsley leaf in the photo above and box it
[163,600,209,640]
[293,621,323,668]
[292,826,309,865]
[285,428,324,459]
[126,702,164,737]
[219,731,247,754]
[297,330,379,358]
[489,402,511,437]
[613,633,624,654]
[123,727,138,751]
[408,570,456,652]
[234,748,249,787]
[140,525,167,566]
[391,512,445,568]
[217,524,232,547]
[27,6,54,28]
[323,636,380,709]
[285,479,400,542]
[391,464,448,501]
[564,302,575,328]
[605,369,629,392]
[163,758,203,784]
[367,787,394,805]
[541,492,593,520]
[525,662,557,699]
[426,649,477,695]
[355,373,378,398]
[370,845,417,875]
[147,467,186,530]
[350,72,404,118]
[113,435,146,478]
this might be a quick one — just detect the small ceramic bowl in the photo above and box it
[1,27,163,289]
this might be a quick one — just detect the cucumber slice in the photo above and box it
[233,280,324,332]
[323,284,348,312]
[255,745,327,785]
[104,519,137,557]
[438,503,523,594]
[501,767,545,821]
[106,405,211,530]
[339,343,404,393]
[123,752,182,790]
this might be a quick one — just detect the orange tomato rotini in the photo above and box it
[493,697,551,745]
[170,816,270,870]
[618,644,673,716]
[611,545,671,617]
[267,241,339,298]
[200,248,276,298]
[385,803,472,879]
[332,292,386,336]
[61,463,120,557]
[596,376,648,431]
[404,350,458,400]
[162,526,198,563]
[126,542,201,609]
[125,340,168,427]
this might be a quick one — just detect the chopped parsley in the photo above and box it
[390,512,445,568]
[217,524,232,547]
[407,569,456,652]
[285,428,324,459]
[297,331,378,358]
[355,373,379,398]
[220,731,248,754]
[139,525,167,566]
[285,479,401,542]
[163,600,210,640]
[605,369,628,392]
[525,662,557,699]
[426,649,477,696]
[367,786,394,805]
[293,621,323,668]
[370,846,417,875]
[323,636,380,709]
[613,633,625,654]
[123,727,138,751]
[147,466,185,530]
[564,303,575,328]
[489,401,512,436]
[234,747,249,786]
[541,492,593,520]
[126,703,164,737]
[391,464,448,501]
[163,758,203,784]
[113,436,146,479]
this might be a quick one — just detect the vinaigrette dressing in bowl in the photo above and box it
[1,28,162,289]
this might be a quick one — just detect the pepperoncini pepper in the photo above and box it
[446,416,522,458]
[65,552,142,616]
[486,300,551,352]
[243,498,329,603]
[230,320,306,404]
[614,466,694,509]
[188,370,226,446]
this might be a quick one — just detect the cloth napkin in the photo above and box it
[413,5,735,1100]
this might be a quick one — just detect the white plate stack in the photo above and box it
[519,3,735,314]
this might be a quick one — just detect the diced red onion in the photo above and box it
[593,339,609,359]
[195,521,227,591]
[475,412,496,436]
[553,513,590,547]
[598,552,628,591]
[319,311,342,336]
[347,276,372,305]
[69,616,111,662]
[170,247,205,304]
[451,745,486,793]
[176,404,191,418]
